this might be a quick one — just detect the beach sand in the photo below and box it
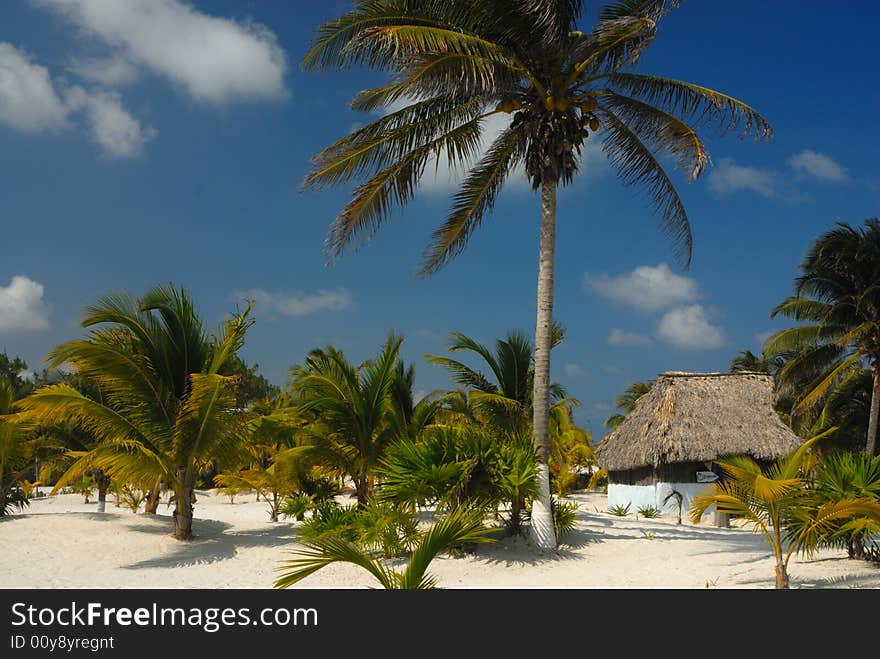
[2,489,878,589]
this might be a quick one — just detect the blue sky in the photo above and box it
[2,1,878,439]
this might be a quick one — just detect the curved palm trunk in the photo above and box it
[866,364,879,457]
[143,479,161,515]
[529,180,558,551]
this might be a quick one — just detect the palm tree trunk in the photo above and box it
[774,557,789,589]
[95,470,110,513]
[172,486,194,540]
[529,180,558,551]
[866,364,879,457]
[172,470,194,540]
[143,479,161,514]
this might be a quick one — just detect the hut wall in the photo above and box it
[609,462,711,485]
[607,463,718,516]
[607,482,715,517]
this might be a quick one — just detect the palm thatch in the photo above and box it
[595,372,801,473]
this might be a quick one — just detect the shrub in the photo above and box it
[552,498,579,541]
[637,505,661,518]
[608,503,630,516]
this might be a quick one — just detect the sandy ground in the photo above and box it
[2,489,878,589]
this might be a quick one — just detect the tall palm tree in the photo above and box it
[604,380,651,430]
[290,333,409,508]
[17,285,254,540]
[303,0,772,548]
[766,219,880,456]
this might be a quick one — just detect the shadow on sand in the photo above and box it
[122,518,295,570]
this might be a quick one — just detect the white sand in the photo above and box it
[2,489,878,589]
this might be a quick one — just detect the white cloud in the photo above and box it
[68,54,140,86]
[65,86,155,158]
[238,288,352,317]
[0,42,152,157]
[787,149,849,182]
[585,263,698,312]
[0,42,69,132]
[563,363,586,378]
[0,275,50,331]
[18,369,36,382]
[590,402,611,412]
[708,158,777,198]
[32,0,288,104]
[608,328,654,348]
[655,304,725,350]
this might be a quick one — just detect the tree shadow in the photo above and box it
[122,521,294,569]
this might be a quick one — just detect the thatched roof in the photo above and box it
[595,371,802,472]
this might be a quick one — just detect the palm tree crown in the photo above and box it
[766,219,880,455]
[303,0,770,273]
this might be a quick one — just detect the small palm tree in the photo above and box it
[767,219,880,456]
[426,328,568,437]
[730,349,787,375]
[17,285,254,540]
[303,0,771,550]
[605,380,651,430]
[812,452,880,560]
[274,507,496,589]
[690,432,880,589]
[291,334,407,508]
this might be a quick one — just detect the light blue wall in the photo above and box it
[607,482,716,520]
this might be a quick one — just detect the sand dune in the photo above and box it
[2,490,878,589]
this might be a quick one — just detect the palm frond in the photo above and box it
[419,122,526,275]
[274,535,396,589]
[606,73,772,140]
[597,102,692,267]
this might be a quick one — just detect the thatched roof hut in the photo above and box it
[596,371,802,476]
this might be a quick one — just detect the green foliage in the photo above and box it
[605,381,651,430]
[279,494,316,522]
[549,405,595,496]
[810,452,880,559]
[552,498,579,541]
[1,378,35,516]
[1,487,28,515]
[16,285,255,540]
[290,333,419,507]
[303,1,769,274]
[75,474,96,503]
[637,505,661,518]
[767,219,880,453]
[219,355,281,409]
[426,328,568,438]
[690,432,880,588]
[297,500,421,559]
[0,352,36,400]
[119,485,146,513]
[276,506,497,589]
[608,503,631,516]
[378,426,537,533]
